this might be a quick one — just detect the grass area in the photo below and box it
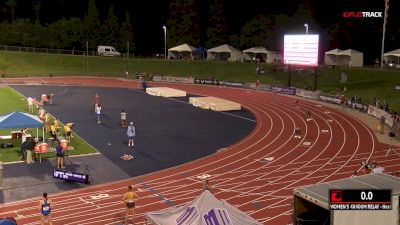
[0,87,97,163]
[1,51,400,111]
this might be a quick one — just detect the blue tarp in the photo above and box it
[0,112,43,129]
[193,47,207,57]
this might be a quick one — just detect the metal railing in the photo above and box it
[0,45,140,58]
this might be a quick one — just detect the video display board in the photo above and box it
[284,35,319,66]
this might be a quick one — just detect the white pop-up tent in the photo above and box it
[324,48,342,66]
[145,190,262,225]
[207,44,243,62]
[337,49,364,67]
[384,49,400,64]
[243,46,282,63]
[168,43,196,60]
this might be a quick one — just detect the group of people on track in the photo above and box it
[38,180,214,225]
[38,185,140,225]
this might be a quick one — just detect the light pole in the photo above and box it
[162,26,167,59]
[304,23,308,35]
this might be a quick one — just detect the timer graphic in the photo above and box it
[329,189,392,210]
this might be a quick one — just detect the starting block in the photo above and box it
[196,174,212,180]
[264,157,274,162]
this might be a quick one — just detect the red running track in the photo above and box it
[1,77,400,225]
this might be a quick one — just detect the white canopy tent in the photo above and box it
[324,48,342,66]
[207,44,243,62]
[145,190,262,225]
[384,49,400,64]
[337,49,364,67]
[243,46,282,63]
[168,43,196,60]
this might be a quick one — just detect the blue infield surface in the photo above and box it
[0,85,255,202]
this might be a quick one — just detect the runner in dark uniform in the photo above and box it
[39,192,53,225]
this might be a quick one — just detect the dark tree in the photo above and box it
[99,5,119,47]
[47,18,85,49]
[180,0,200,46]
[239,14,275,49]
[119,12,134,52]
[166,1,180,47]
[33,1,41,26]
[83,0,100,49]
[206,0,229,48]
[5,0,17,23]
[166,0,200,47]
[0,19,44,47]
[294,0,314,19]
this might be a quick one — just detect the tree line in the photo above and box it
[0,0,314,52]
[1,0,398,62]
[0,0,133,52]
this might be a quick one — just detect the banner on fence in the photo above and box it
[346,100,368,112]
[367,105,394,127]
[296,89,319,100]
[193,79,245,87]
[271,86,296,95]
[217,80,245,87]
[194,79,217,85]
[318,94,341,105]
[153,76,194,84]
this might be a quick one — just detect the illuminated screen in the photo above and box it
[284,35,319,66]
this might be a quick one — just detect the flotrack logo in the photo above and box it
[343,12,382,18]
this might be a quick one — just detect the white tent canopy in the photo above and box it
[324,49,363,67]
[324,48,342,66]
[337,49,363,67]
[384,49,400,64]
[243,46,282,63]
[145,190,262,225]
[207,44,243,62]
[168,43,196,59]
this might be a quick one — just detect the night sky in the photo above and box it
[1,0,399,58]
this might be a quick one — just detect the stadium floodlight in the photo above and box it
[162,26,167,59]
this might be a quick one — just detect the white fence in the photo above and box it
[0,45,139,58]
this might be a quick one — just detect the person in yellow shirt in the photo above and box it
[63,123,74,142]
[53,118,59,134]
[122,185,139,225]
[50,123,57,141]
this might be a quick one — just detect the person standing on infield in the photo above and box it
[127,122,136,147]
[95,104,102,124]
[122,185,139,225]
[121,110,127,128]
[27,96,34,113]
[39,192,53,225]
[93,93,100,111]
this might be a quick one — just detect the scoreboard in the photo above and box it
[283,35,319,66]
[329,189,392,210]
